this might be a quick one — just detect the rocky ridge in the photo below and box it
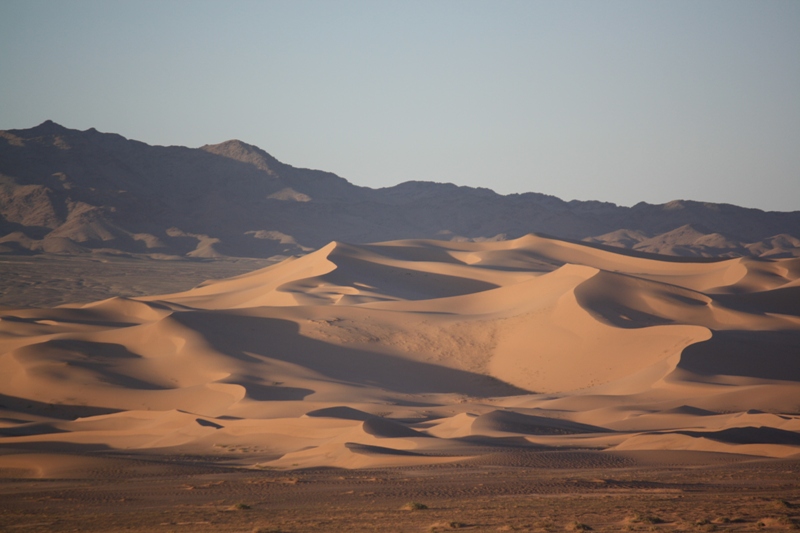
[1,121,798,260]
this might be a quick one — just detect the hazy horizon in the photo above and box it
[1,0,798,211]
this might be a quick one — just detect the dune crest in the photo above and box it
[2,234,799,472]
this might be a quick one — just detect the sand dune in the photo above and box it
[1,233,799,474]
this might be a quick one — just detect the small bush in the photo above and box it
[630,513,664,524]
[235,502,251,510]
[402,501,428,511]
[429,522,469,532]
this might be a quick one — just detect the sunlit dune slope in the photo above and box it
[1,233,799,473]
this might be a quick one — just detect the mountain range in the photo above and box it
[1,120,798,260]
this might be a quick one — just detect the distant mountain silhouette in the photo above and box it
[1,121,798,259]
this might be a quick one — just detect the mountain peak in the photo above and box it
[16,120,71,137]
[200,139,282,174]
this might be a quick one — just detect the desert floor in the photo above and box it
[0,255,274,309]
[1,451,799,532]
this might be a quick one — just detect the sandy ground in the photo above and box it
[1,234,799,530]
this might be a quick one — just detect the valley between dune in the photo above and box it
[1,234,799,531]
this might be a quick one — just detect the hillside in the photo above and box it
[1,121,799,260]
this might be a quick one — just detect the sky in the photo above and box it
[1,1,799,212]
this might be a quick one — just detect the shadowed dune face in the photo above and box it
[677,330,800,382]
[1,233,800,473]
[169,311,529,397]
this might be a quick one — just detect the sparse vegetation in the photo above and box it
[402,501,428,511]
[429,522,468,532]
[694,520,717,532]
[629,513,664,525]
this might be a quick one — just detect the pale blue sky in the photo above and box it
[1,0,798,211]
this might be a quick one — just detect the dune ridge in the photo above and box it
[1,233,799,474]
